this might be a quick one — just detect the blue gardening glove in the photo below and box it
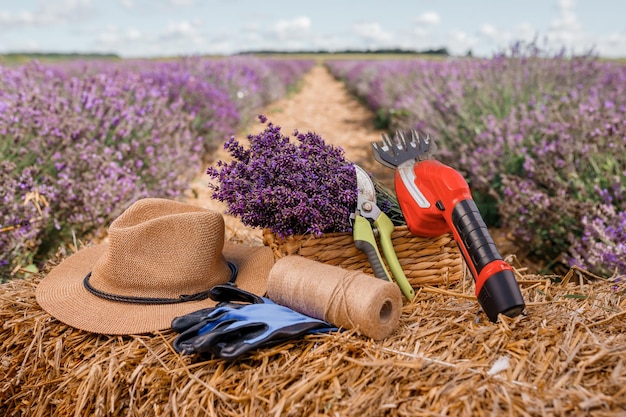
[172,285,336,360]
[171,285,263,333]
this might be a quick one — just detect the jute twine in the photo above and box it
[263,226,465,287]
[267,255,403,340]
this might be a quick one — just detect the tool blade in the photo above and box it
[355,164,377,204]
[371,129,435,168]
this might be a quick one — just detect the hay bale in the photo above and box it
[2,262,625,416]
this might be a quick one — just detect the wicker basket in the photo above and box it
[263,225,465,287]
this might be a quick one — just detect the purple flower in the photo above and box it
[207,116,357,237]
[1,57,314,280]
[326,41,626,274]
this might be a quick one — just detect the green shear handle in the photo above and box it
[353,163,415,301]
[353,215,390,281]
[373,211,415,301]
[353,212,415,301]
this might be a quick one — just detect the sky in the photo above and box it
[0,0,624,59]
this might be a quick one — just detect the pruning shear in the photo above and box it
[352,164,415,300]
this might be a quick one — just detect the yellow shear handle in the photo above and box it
[373,212,416,301]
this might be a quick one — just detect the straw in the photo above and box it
[2,258,625,416]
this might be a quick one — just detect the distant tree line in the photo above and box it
[1,52,120,60]
[1,49,452,62]
[238,48,450,56]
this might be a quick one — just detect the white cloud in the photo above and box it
[93,22,208,56]
[95,26,148,51]
[514,22,538,42]
[0,0,95,29]
[450,29,469,43]
[353,22,394,46]
[472,22,545,56]
[96,26,125,45]
[0,10,52,28]
[436,0,615,57]
[445,29,479,55]
[168,0,196,5]
[2,0,623,59]
[0,38,40,53]
[40,0,96,22]
[558,0,576,11]
[240,31,262,43]
[165,21,196,38]
[605,30,626,51]
[120,0,196,10]
[127,28,142,41]
[310,33,352,52]
[580,29,626,58]
[548,0,583,44]
[272,16,311,40]
[416,12,440,26]
[479,24,498,39]
[412,26,429,37]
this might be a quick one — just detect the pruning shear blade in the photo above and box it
[353,164,415,300]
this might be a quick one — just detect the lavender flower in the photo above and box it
[569,205,626,279]
[207,116,357,237]
[326,41,626,275]
[1,57,313,280]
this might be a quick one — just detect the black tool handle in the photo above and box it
[451,199,502,275]
[451,199,525,322]
[478,269,526,321]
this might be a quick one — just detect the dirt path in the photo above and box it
[185,63,392,245]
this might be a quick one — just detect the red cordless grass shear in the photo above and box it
[372,130,525,322]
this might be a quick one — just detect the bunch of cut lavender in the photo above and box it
[207,115,357,237]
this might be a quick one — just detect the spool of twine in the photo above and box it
[266,255,403,340]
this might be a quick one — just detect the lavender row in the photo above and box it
[326,44,625,277]
[0,57,314,280]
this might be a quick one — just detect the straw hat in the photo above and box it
[35,198,275,335]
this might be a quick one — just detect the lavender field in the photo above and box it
[326,44,625,278]
[3,45,625,282]
[0,57,314,280]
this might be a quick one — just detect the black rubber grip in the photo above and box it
[478,269,526,322]
[354,239,390,281]
[452,199,502,275]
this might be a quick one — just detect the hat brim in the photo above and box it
[35,242,274,335]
